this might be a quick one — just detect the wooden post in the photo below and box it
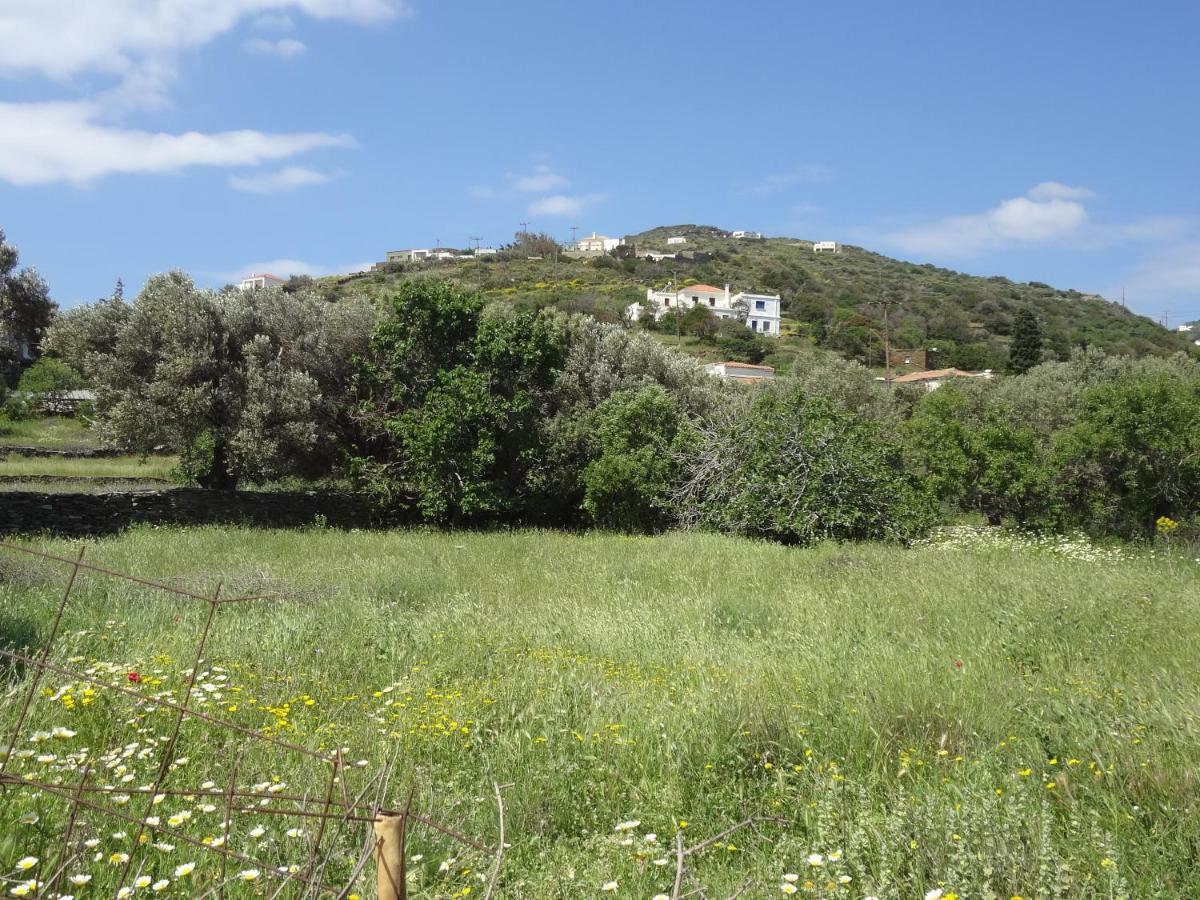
[374,813,406,900]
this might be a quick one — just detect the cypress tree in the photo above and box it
[1008,307,1043,374]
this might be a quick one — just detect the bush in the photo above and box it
[580,385,682,532]
[676,385,933,545]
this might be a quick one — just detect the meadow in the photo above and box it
[1,527,1198,898]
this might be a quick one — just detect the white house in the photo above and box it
[731,230,763,239]
[705,361,775,382]
[239,273,285,291]
[626,283,782,336]
[813,241,842,254]
[666,236,687,245]
[473,247,498,256]
[574,232,624,256]
[1178,324,1195,333]
[640,251,680,262]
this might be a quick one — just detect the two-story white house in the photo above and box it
[626,283,782,336]
[813,241,842,254]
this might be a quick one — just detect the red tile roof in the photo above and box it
[891,367,985,383]
[684,284,724,293]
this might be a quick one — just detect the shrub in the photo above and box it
[676,385,933,545]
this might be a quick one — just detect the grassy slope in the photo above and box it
[0,454,178,480]
[2,528,1198,897]
[320,225,1194,370]
[0,416,97,450]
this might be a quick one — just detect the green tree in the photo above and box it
[74,272,375,488]
[580,385,682,531]
[0,228,57,366]
[1054,372,1200,537]
[16,357,83,411]
[677,386,932,545]
[1008,307,1044,374]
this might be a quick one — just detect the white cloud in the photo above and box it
[243,37,307,58]
[253,13,296,29]
[512,164,569,193]
[228,165,333,193]
[0,1,410,82]
[1115,241,1200,306]
[879,183,1092,257]
[0,1,402,186]
[218,258,374,282]
[0,101,354,185]
[528,193,607,217]
[742,164,834,195]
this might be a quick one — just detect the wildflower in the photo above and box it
[15,857,38,871]
[10,881,39,897]
[117,889,133,899]
[925,891,944,900]
[52,727,77,739]
[70,875,92,885]
[613,820,640,832]
[839,875,852,884]
[439,859,455,873]
[783,873,799,882]
[174,862,195,878]
[807,853,824,867]
[781,886,798,895]
[601,882,618,892]
[18,812,38,825]
[286,827,305,838]
[239,870,260,882]
[954,659,963,669]
[152,880,169,892]
[653,895,670,900]
[128,672,141,683]
[135,876,152,888]
[250,825,266,838]
[644,833,657,843]
[83,839,100,849]
[109,852,130,864]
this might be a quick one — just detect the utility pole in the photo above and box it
[469,235,481,251]
[570,225,579,247]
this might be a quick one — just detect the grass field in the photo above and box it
[0,417,98,450]
[1,528,1198,898]
[0,454,178,481]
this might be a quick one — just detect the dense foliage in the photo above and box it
[38,275,1200,545]
[0,228,56,378]
[46,273,377,488]
[904,350,1200,538]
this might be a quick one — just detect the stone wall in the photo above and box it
[0,488,411,536]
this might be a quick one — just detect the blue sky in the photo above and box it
[1,0,1198,324]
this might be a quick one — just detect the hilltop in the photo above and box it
[317,225,1194,372]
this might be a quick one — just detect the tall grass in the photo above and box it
[1,528,1197,897]
[0,454,178,480]
[0,416,97,449]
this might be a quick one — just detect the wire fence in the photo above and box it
[0,540,496,899]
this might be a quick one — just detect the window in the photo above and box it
[754,300,765,310]
[664,298,670,307]
[750,321,758,332]
[709,298,715,306]
[692,296,698,303]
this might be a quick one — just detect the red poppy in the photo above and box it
[128,671,141,683]
[954,659,964,669]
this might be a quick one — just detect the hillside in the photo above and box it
[319,225,1195,372]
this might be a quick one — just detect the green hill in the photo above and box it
[319,224,1195,372]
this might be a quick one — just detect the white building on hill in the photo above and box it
[666,236,687,245]
[813,241,842,253]
[239,273,285,291]
[731,230,762,239]
[574,232,624,256]
[626,283,782,336]
[705,361,775,382]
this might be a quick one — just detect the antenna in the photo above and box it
[469,236,481,250]
[570,225,579,246]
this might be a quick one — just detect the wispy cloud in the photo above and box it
[243,37,307,58]
[228,165,335,193]
[528,193,607,217]
[0,101,354,186]
[876,182,1093,257]
[1111,241,1200,309]
[512,164,570,193]
[740,164,834,195]
[0,1,407,185]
